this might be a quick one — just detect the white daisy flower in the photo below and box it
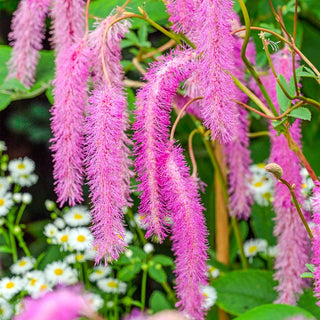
[243,239,268,260]
[125,230,133,244]
[97,278,127,294]
[0,193,13,216]
[55,228,72,251]
[68,227,93,251]
[0,141,7,152]
[12,173,38,187]
[65,253,88,264]
[201,286,217,310]
[43,223,58,238]
[133,214,148,230]
[8,158,35,177]
[85,292,104,311]
[0,297,13,319]
[83,247,96,261]
[0,277,26,300]
[143,243,154,254]
[63,206,91,227]
[89,265,112,282]
[44,261,77,286]
[25,271,48,297]
[54,217,66,229]
[208,265,220,279]
[0,178,10,196]
[267,246,277,258]
[10,257,35,275]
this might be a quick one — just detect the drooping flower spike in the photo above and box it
[133,49,196,242]
[163,141,209,320]
[7,0,51,88]
[50,40,91,206]
[85,14,132,263]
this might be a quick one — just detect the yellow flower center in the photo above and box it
[19,260,27,267]
[0,199,4,206]
[18,163,25,170]
[54,268,63,275]
[6,282,14,289]
[302,183,306,188]
[77,235,86,242]
[203,293,208,298]
[74,213,83,220]
[108,281,118,288]
[96,270,103,275]
[262,192,271,200]
[249,245,258,253]
[76,254,84,261]
[257,163,265,168]
[209,267,216,272]
[30,279,37,286]
[40,284,48,291]
[254,181,263,187]
[117,234,123,239]
[61,235,68,242]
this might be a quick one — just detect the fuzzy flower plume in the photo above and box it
[85,14,132,263]
[311,181,320,305]
[51,0,85,54]
[163,141,208,320]
[14,285,94,320]
[193,0,238,143]
[265,48,309,305]
[7,0,50,88]
[133,50,196,242]
[225,12,254,220]
[50,40,91,206]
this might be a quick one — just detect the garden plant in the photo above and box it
[1,0,320,319]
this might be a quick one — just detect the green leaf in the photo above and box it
[0,45,11,86]
[149,290,172,313]
[118,262,142,281]
[298,289,320,319]
[301,272,314,278]
[306,264,316,272]
[148,263,167,283]
[138,24,148,42]
[0,93,11,111]
[34,50,55,84]
[289,107,312,121]
[0,78,27,92]
[276,74,290,113]
[0,245,12,253]
[214,270,277,315]
[46,85,54,104]
[152,255,174,266]
[128,245,147,260]
[235,304,315,320]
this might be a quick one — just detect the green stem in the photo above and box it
[15,233,31,256]
[141,266,148,311]
[279,178,313,239]
[0,83,50,101]
[237,0,278,116]
[161,281,177,303]
[114,290,119,320]
[15,203,26,225]
[9,227,18,262]
[126,208,147,245]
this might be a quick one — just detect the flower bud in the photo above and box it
[45,200,56,211]
[22,193,32,204]
[265,163,283,180]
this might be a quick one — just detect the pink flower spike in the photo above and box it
[50,40,91,206]
[7,0,50,88]
[133,49,196,242]
[163,141,208,320]
[85,85,129,264]
[51,0,86,54]
[14,285,94,320]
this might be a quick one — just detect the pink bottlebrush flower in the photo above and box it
[172,94,203,120]
[311,181,320,305]
[133,49,196,242]
[88,14,131,85]
[7,0,50,88]
[264,49,310,305]
[225,13,255,220]
[163,141,208,320]
[14,285,94,320]
[194,0,238,143]
[51,0,85,54]
[50,39,91,206]
[85,85,129,263]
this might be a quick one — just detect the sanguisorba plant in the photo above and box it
[6,0,320,319]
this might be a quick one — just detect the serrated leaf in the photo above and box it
[152,255,174,266]
[118,262,142,281]
[148,264,166,283]
[0,93,11,110]
[235,304,315,320]
[214,270,277,315]
[276,74,290,113]
[149,290,172,313]
[289,107,312,121]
